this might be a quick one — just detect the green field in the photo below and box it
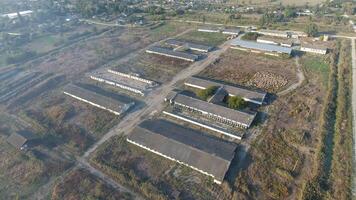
[177,30,227,46]
[300,55,329,85]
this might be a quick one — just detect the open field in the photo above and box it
[231,42,334,199]
[113,51,191,83]
[90,135,229,200]
[199,49,297,93]
[177,30,227,46]
[0,112,71,199]
[51,168,133,200]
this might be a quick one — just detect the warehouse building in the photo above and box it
[300,43,328,54]
[89,69,156,96]
[146,46,199,62]
[257,29,290,38]
[127,119,237,184]
[168,93,256,128]
[165,39,213,52]
[256,36,294,47]
[197,27,221,33]
[222,29,241,36]
[63,84,134,116]
[231,39,292,56]
[185,76,267,105]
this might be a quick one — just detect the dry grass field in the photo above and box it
[199,49,297,93]
[51,168,133,200]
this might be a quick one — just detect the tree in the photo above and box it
[284,7,296,18]
[228,96,247,110]
[305,23,318,37]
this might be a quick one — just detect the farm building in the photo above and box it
[300,43,328,54]
[7,131,37,150]
[222,29,241,35]
[89,69,156,96]
[185,76,267,105]
[231,39,292,56]
[146,46,199,62]
[1,10,33,19]
[165,39,214,52]
[257,29,290,38]
[197,27,221,33]
[127,119,237,184]
[63,84,134,116]
[168,93,257,128]
[256,36,294,47]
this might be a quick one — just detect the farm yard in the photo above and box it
[0,0,354,197]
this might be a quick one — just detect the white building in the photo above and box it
[300,43,328,55]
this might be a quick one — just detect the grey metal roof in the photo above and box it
[222,29,241,34]
[63,84,134,114]
[185,76,266,105]
[257,36,294,45]
[128,119,237,182]
[231,39,292,54]
[301,42,327,50]
[174,93,256,127]
[146,46,199,61]
[165,39,213,52]
[7,131,36,148]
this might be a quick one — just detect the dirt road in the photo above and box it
[77,38,232,198]
[83,40,231,158]
[277,56,305,96]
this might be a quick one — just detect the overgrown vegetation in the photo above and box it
[196,86,219,100]
[302,39,353,200]
[227,96,247,110]
[330,39,353,199]
[241,32,259,41]
[51,169,133,200]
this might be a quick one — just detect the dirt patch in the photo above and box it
[200,49,297,93]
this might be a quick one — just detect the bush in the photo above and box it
[227,96,247,109]
[241,32,259,41]
[197,86,218,100]
[305,23,318,37]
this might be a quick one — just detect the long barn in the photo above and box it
[127,119,237,184]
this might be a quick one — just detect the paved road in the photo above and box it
[351,38,356,197]
[277,56,305,96]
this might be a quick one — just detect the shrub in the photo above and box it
[241,32,259,41]
[227,96,247,110]
[196,86,218,100]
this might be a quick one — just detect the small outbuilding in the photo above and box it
[7,131,37,150]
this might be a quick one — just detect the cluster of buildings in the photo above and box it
[146,46,200,62]
[198,27,241,36]
[63,84,135,116]
[146,39,215,62]
[126,75,267,184]
[89,69,157,96]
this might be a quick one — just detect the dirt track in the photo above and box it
[277,56,305,96]
[75,34,232,199]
